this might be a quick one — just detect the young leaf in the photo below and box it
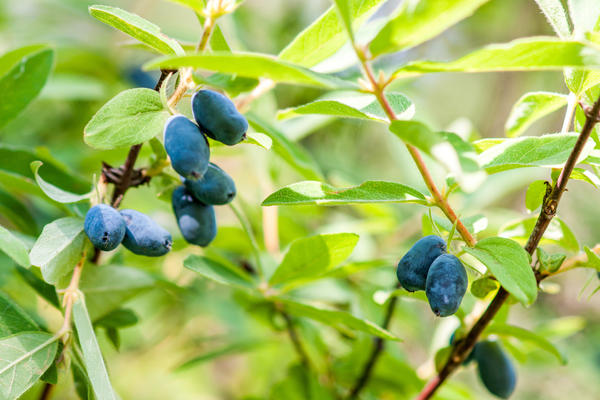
[144,52,356,89]
[580,246,600,270]
[276,298,400,340]
[31,161,92,203]
[0,45,54,129]
[0,225,30,268]
[463,237,537,305]
[485,323,567,364]
[73,297,117,400]
[84,88,170,149]
[534,0,572,38]
[525,180,549,212]
[269,233,359,287]
[279,0,385,67]
[332,0,355,42]
[184,255,255,289]
[89,5,184,55]
[470,276,499,299]
[369,0,491,57]
[262,180,426,206]
[29,217,86,284]
[478,133,594,173]
[278,92,414,122]
[176,340,265,371]
[0,332,58,400]
[94,308,138,329]
[500,217,579,252]
[392,38,600,78]
[247,115,323,180]
[536,247,566,273]
[505,92,568,137]
[0,292,40,337]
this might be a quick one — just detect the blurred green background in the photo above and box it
[2,0,600,399]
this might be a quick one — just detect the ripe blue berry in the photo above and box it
[164,115,210,178]
[474,340,517,398]
[172,186,217,247]
[84,204,126,251]
[184,163,236,205]
[192,90,248,146]
[120,209,172,256]
[425,254,467,317]
[397,235,447,291]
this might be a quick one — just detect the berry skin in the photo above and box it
[474,340,517,399]
[164,115,210,178]
[425,254,467,317]
[84,204,126,251]
[192,90,248,146]
[397,235,447,291]
[119,209,172,256]
[184,163,236,205]
[172,186,217,247]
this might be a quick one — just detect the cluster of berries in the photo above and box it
[396,235,467,316]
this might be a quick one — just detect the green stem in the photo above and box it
[228,202,264,279]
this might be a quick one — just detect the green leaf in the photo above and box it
[505,92,568,137]
[525,180,549,212]
[463,237,537,305]
[580,246,600,270]
[73,297,117,400]
[263,180,426,206]
[29,217,86,284]
[94,308,138,328]
[0,332,58,400]
[164,0,205,13]
[71,359,93,400]
[485,323,566,364]
[0,188,37,235]
[78,265,156,321]
[0,45,54,129]
[89,5,184,55]
[176,340,265,371]
[184,255,255,289]
[332,0,355,42]
[269,233,359,288]
[31,161,92,203]
[536,247,566,273]
[477,133,594,173]
[0,226,30,268]
[500,216,579,252]
[534,0,572,38]
[392,38,600,78]
[245,132,273,150]
[84,88,170,150]
[144,52,356,89]
[278,92,414,122]
[568,0,600,35]
[278,0,384,67]
[15,266,60,309]
[0,292,40,338]
[470,276,499,299]
[276,298,400,341]
[247,114,323,180]
[369,0,491,57]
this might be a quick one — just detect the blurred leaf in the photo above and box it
[525,180,549,212]
[279,0,384,67]
[277,298,400,340]
[73,297,117,400]
[0,291,40,337]
[245,132,272,150]
[40,74,107,101]
[0,226,30,268]
[270,364,336,400]
[15,266,60,309]
[393,38,600,78]
[323,259,389,279]
[332,0,355,42]
[485,323,566,364]
[536,247,566,273]
[78,265,156,321]
[500,216,579,252]
[269,233,359,287]
[71,359,93,400]
[194,73,258,97]
[505,92,568,137]
[278,92,414,122]
[0,189,37,235]
[30,217,85,284]
[176,340,265,371]
[478,133,594,173]
[464,237,537,305]
[184,255,255,289]
[534,0,572,38]
[568,0,600,35]
[89,5,184,55]
[580,246,600,270]
[434,346,452,373]
[247,115,323,180]
[145,52,357,89]
[263,180,426,206]
[0,45,54,129]
[94,308,138,328]
[31,161,92,203]
[370,0,491,57]
[84,88,170,149]
[164,0,205,12]
[471,276,499,298]
[0,332,58,400]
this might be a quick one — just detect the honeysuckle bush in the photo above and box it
[3,0,600,399]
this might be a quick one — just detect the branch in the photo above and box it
[416,93,600,400]
[281,311,312,370]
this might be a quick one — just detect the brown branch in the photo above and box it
[281,311,312,370]
[415,93,600,400]
[38,382,54,400]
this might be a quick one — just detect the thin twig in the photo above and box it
[416,93,600,400]
[281,311,312,369]
[38,382,54,400]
